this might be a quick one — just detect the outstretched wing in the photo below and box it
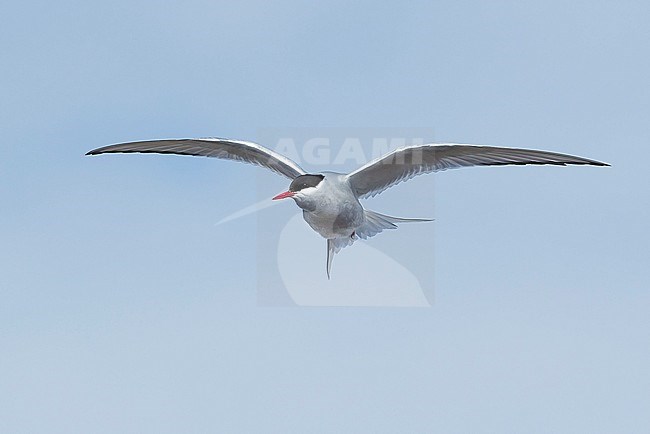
[87,138,306,180]
[346,144,609,199]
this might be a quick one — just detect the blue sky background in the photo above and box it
[1,1,649,432]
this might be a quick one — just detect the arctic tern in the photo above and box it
[87,138,608,277]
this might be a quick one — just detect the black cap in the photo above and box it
[289,174,325,192]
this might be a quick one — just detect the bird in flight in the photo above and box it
[87,138,608,277]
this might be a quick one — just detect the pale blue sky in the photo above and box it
[1,1,649,432]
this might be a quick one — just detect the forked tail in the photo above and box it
[358,210,432,239]
[325,210,432,278]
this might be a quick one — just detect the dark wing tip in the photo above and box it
[574,158,610,167]
[475,159,610,168]
[574,159,610,167]
[86,146,114,156]
[85,146,154,156]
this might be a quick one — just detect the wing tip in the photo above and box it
[575,159,610,167]
[85,147,122,156]
[86,145,122,156]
